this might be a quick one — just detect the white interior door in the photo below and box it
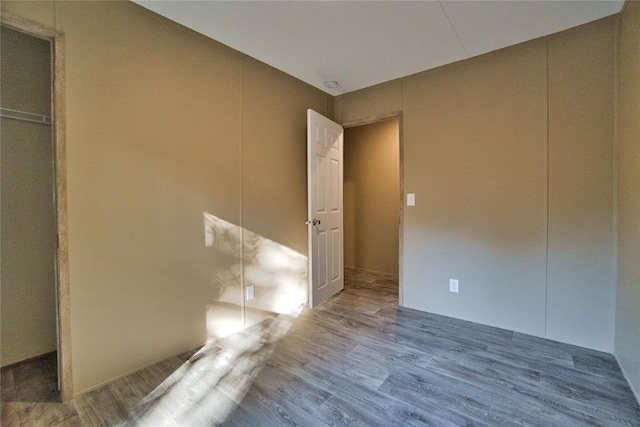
[307,109,344,307]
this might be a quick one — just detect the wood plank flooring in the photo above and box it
[2,267,639,426]
[1,352,59,404]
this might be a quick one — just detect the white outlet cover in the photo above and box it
[449,279,459,293]
[407,193,416,206]
[246,285,255,300]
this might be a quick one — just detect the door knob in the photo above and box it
[305,219,321,226]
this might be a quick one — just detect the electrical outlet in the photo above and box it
[246,284,255,301]
[449,279,459,293]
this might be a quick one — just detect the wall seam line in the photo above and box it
[611,15,620,353]
[399,80,405,307]
[239,57,246,327]
[438,1,469,58]
[544,39,550,338]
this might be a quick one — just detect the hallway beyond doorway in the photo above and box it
[344,119,400,276]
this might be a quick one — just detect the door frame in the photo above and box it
[1,12,73,401]
[341,111,404,305]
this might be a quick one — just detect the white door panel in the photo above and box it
[307,109,344,307]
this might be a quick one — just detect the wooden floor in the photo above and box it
[1,352,59,404]
[2,267,639,426]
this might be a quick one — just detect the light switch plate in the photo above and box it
[246,285,255,301]
[407,193,416,206]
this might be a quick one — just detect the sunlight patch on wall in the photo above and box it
[114,213,308,424]
[202,212,307,342]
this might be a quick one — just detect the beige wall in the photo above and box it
[1,25,57,366]
[2,0,628,396]
[402,40,548,338]
[337,16,617,351]
[616,0,640,400]
[240,58,326,326]
[336,80,402,125]
[546,18,616,350]
[2,0,331,395]
[344,119,399,274]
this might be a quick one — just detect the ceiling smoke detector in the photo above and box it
[324,80,339,89]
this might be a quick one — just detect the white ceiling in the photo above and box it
[133,1,624,96]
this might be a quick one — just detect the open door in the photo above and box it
[307,109,344,307]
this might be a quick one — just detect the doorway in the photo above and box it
[343,117,401,291]
[0,19,71,401]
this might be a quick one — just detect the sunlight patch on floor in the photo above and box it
[115,213,309,424]
[120,315,293,426]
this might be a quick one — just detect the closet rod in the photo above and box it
[0,107,51,125]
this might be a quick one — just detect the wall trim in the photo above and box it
[1,11,73,402]
[342,110,402,129]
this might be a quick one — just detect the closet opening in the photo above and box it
[1,19,71,402]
